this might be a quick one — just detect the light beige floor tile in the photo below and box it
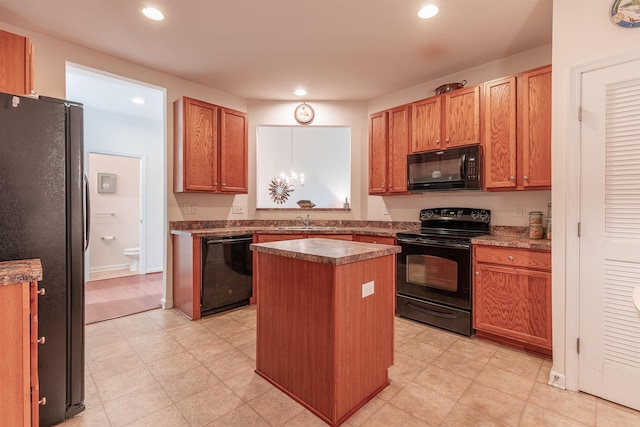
[85,319,119,337]
[205,403,270,427]
[127,330,173,350]
[86,338,136,366]
[103,383,172,427]
[147,308,192,330]
[145,351,203,382]
[437,403,509,427]
[345,396,386,426]
[395,333,412,349]
[176,382,243,427]
[222,369,274,402]
[413,325,460,350]
[83,373,101,409]
[537,358,553,384]
[283,408,332,427]
[188,337,237,364]
[433,348,485,380]
[247,388,305,425]
[226,328,256,350]
[488,347,545,380]
[413,364,473,400]
[57,405,111,427]
[459,382,527,426]
[388,351,429,382]
[170,326,220,350]
[125,404,190,427]
[88,351,145,381]
[362,402,430,427]
[474,364,535,400]
[241,343,257,361]
[448,338,499,364]
[95,365,158,402]
[396,339,445,364]
[114,315,165,338]
[390,381,456,425]
[201,315,252,339]
[595,399,640,427]
[520,403,590,426]
[85,326,127,349]
[395,318,428,339]
[377,372,410,401]
[528,382,597,426]
[135,338,187,364]
[204,349,255,381]
[160,365,221,403]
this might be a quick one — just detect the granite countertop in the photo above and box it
[250,238,401,266]
[170,224,416,238]
[472,235,552,251]
[0,258,43,285]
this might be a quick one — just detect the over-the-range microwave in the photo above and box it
[407,145,482,192]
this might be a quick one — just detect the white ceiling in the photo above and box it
[0,0,552,102]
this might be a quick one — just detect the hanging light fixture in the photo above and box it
[278,128,304,191]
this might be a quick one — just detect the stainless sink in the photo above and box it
[276,226,337,230]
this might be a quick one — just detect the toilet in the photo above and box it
[123,247,140,272]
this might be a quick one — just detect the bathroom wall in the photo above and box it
[88,153,140,273]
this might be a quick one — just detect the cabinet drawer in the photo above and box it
[474,245,551,271]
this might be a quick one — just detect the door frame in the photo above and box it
[562,51,640,392]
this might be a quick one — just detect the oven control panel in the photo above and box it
[419,207,491,223]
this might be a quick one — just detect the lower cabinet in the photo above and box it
[353,235,396,245]
[473,245,552,357]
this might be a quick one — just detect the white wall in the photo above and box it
[551,0,640,390]
[88,153,140,272]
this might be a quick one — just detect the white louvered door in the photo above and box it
[579,58,640,411]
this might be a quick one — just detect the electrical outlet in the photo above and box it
[183,204,192,215]
[191,204,198,214]
[232,204,245,214]
[362,281,375,298]
[514,205,523,217]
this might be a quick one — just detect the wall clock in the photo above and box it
[611,0,640,28]
[294,103,314,124]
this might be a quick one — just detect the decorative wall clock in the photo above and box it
[611,0,640,28]
[294,103,314,124]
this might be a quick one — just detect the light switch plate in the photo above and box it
[362,281,374,298]
[232,204,245,214]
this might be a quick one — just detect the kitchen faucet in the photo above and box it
[296,213,310,228]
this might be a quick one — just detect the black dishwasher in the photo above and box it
[200,234,253,316]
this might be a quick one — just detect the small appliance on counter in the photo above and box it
[395,208,491,336]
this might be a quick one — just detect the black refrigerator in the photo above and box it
[0,91,86,426]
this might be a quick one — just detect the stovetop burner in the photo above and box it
[399,207,491,240]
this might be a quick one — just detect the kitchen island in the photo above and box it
[250,238,400,426]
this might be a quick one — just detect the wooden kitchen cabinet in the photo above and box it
[353,235,395,245]
[174,96,247,194]
[411,85,480,153]
[473,245,552,357]
[483,65,551,190]
[368,104,410,195]
[0,260,42,427]
[0,29,34,96]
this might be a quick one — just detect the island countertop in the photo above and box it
[250,237,401,266]
[0,258,43,285]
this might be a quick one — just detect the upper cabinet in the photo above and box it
[174,96,247,194]
[411,85,480,153]
[368,104,410,195]
[483,65,551,191]
[0,29,34,95]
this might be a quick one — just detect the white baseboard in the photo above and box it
[145,267,163,274]
[548,371,566,389]
[89,264,129,273]
[161,297,173,309]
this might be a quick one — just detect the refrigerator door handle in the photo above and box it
[83,174,90,251]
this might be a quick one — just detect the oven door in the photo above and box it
[396,237,472,310]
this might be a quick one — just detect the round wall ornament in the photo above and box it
[611,0,640,28]
[294,103,314,124]
[268,178,293,204]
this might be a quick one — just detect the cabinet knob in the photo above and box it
[475,271,479,276]
[388,184,392,188]
[509,176,515,182]
[214,182,218,186]
[435,139,440,144]
[37,288,45,296]
[37,336,46,344]
[523,176,529,181]
[381,184,385,188]
[39,397,47,406]
[445,138,450,144]
[507,255,514,261]
[223,183,226,186]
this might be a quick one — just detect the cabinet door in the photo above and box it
[443,86,480,148]
[368,111,388,194]
[353,235,395,245]
[474,263,552,351]
[387,104,410,193]
[181,98,219,192]
[220,108,248,193]
[307,234,353,241]
[255,234,305,243]
[0,30,33,95]
[484,76,517,190]
[520,65,551,189]
[411,96,442,153]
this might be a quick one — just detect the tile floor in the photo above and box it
[56,306,640,427]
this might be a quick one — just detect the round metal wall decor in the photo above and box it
[611,0,640,28]
[268,178,293,204]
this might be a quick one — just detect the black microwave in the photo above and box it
[407,146,482,191]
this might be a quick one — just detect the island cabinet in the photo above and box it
[411,85,480,153]
[483,65,551,190]
[473,245,552,357]
[0,259,43,427]
[368,104,410,195]
[0,29,34,96]
[174,96,247,194]
[251,239,400,426]
[353,234,395,245]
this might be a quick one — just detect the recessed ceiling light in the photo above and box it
[294,89,307,96]
[132,97,146,105]
[141,7,164,21]
[418,4,439,19]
